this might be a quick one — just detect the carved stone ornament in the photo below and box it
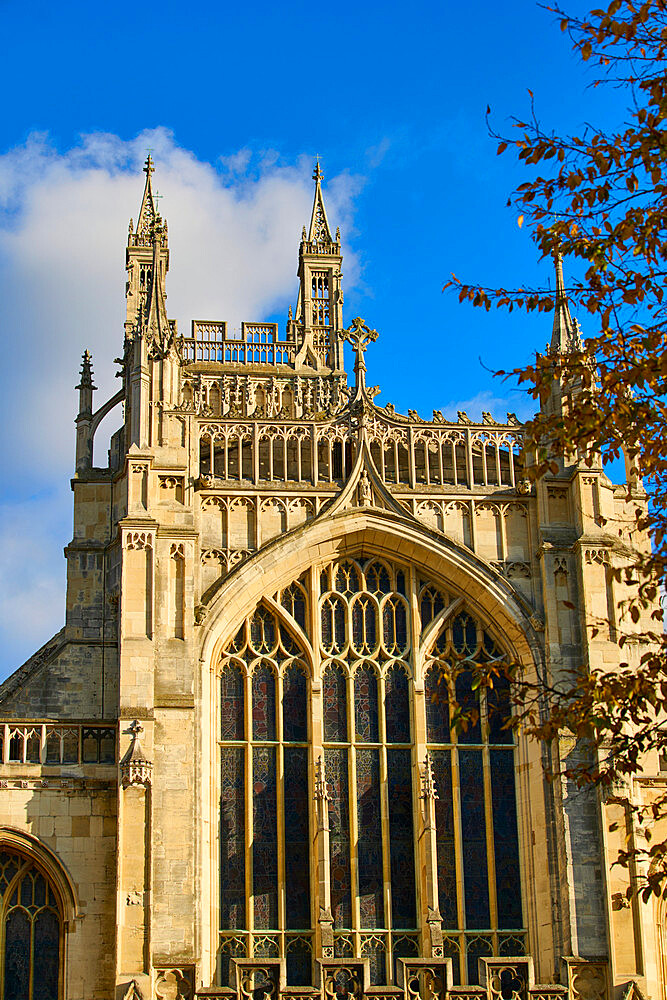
[516,479,532,495]
[357,469,373,506]
[120,720,153,789]
[154,967,194,1000]
[194,604,208,626]
[529,614,545,633]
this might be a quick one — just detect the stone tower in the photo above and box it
[0,159,663,1000]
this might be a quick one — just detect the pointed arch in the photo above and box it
[0,828,79,925]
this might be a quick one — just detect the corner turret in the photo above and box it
[292,161,345,372]
[123,156,177,448]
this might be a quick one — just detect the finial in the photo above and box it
[342,317,379,394]
[335,226,340,241]
[77,349,96,390]
[313,156,323,183]
[288,304,293,320]
[554,249,565,303]
[144,153,154,177]
[128,217,134,234]
[302,225,307,240]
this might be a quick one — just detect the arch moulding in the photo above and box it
[0,826,81,925]
[199,505,544,680]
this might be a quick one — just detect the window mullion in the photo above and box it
[29,906,35,1000]
[481,688,499,952]
[245,670,254,950]
[450,704,467,982]
[277,671,286,947]
[378,672,393,983]
[347,670,360,946]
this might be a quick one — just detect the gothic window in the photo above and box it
[218,607,312,986]
[321,558,417,986]
[0,848,62,1000]
[218,558,525,990]
[424,606,524,984]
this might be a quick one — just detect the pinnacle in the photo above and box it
[550,251,580,354]
[77,349,96,390]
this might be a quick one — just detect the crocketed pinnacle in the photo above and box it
[551,252,583,354]
[133,153,160,243]
[307,158,334,244]
[76,349,96,391]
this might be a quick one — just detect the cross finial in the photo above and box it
[313,156,323,183]
[128,719,144,736]
[342,316,379,392]
[144,153,154,177]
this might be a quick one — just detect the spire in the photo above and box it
[307,159,334,245]
[293,160,344,370]
[551,252,583,353]
[130,154,168,248]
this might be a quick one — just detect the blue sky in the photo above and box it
[0,0,621,678]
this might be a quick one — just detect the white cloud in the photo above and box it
[441,389,535,424]
[0,128,363,679]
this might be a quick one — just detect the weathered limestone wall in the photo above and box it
[0,778,117,999]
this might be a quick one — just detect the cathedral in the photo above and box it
[0,157,664,1000]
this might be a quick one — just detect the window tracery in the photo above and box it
[424,610,524,983]
[0,848,62,1000]
[217,557,525,989]
[219,606,312,986]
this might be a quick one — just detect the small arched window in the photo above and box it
[0,848,62,1000]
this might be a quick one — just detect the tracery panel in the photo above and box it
[218,605,311,984]
[217,559,526,990]
[320,557,418,983]
[422,601,525,985]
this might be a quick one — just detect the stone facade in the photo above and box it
[0,158,663,1000]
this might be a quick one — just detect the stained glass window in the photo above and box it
[283,664,307,742]
[356,748,384,928]
[425,665,450,744]
[430,750,457,927]
[384,665,410,743]
[326,746,352,928]
[219,605,312,979]
[424,597,524,985]
[220,747,245,928]
[220,663,244,740]
[354,666,379,743]
[253,746,278,929]
[252,662,276,741]
[491,750,523,929]
[387,749,416,928]
[284,747,311,928]
[218,559,524,989]
[0,849,61,1000]
[323,664,347,742]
